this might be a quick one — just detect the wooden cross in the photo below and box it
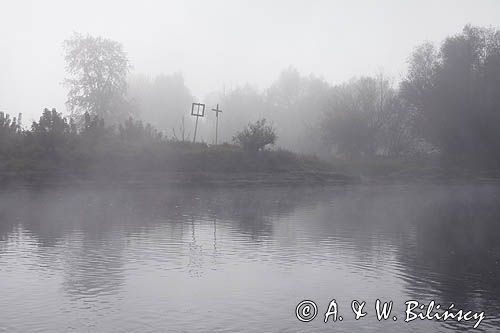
[212,104,223,145]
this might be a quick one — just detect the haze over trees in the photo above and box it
[128,73,193,136]
[63,33,133,124]
[207,67,331,154]
[203,25,500,170]
[401,25,500,168]
[2,24,500,179]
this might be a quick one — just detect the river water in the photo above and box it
[1,183,499,332]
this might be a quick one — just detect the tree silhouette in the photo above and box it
[63,33,132,124]
[401,25,500,167]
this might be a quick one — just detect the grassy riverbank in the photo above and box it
[3,109,500,187]
[330,155,500,183]
[4,142,500,187]
[0,142,355,186]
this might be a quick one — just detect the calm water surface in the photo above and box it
[1,184,500,332]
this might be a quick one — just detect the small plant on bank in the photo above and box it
[233,119,277,152]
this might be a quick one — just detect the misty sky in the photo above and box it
[1,0,500,122]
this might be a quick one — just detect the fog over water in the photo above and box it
[1,184,500,332]
[2,0,500,121]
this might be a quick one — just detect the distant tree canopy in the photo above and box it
[266,67,332,154]
[215,67,330,154]
[321,75,414,158]
[217,84,268,144]
[27,108,76,158]
[217,68,413,158]
[63,33,132,124]
[0,112,23,157]
[233,119,277,152]
[0,112,22,140]
[127,73,193,134]
[401,25,500,167]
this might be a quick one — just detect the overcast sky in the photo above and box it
[1,0,500,121]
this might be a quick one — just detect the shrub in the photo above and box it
[233,119,277,152]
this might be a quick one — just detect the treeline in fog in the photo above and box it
[128,24,500,169]
[207,24,500,169]
[2,24,500,177]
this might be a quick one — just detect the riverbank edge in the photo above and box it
[3,170,500,189]
[0,170,359,188]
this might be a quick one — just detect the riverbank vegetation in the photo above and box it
[0,109,340,184]
[2,25,500,183]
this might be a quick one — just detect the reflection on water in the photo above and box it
[1,184,500,332]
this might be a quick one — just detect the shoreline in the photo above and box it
[0,170,358,188]
[3,169,500,189]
